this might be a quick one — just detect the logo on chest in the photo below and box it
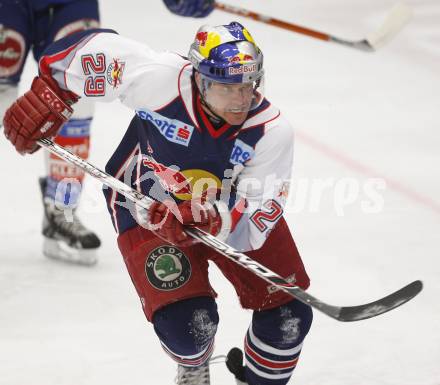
[136,109,194,147]
[142,156,221,201]
[230,139,255,165]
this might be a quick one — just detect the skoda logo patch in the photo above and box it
[145,245,191,291]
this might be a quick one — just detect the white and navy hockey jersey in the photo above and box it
[39,29,295,252]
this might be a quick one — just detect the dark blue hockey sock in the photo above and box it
[152,296,219,367]
[244,299,313,385]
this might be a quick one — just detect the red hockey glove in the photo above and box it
[3,76,78,154]
[148,198,231,247]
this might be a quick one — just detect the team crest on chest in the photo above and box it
[142,156,222,201]
[145,245,192,291]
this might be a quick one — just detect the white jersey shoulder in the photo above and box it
[52,32,188,111]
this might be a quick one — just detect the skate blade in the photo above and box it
[43,238,98,266]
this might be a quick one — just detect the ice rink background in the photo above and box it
[1,0,439,384]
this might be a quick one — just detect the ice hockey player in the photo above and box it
[0,0,215,265]
[2,21,313,384]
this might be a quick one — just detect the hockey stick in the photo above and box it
[37,138,423,322]
[215,2,412,51]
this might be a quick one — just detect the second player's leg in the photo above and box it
[33,0,101,265]
[0,0,32,122]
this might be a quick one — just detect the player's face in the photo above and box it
[196,73,262,126]
[206,82,254,125]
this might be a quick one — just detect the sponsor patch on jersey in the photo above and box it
[145,245,191,291]
[136,109,194,147]
[230,139,255,165]
[0,27,25,77]
[106,58,125,88]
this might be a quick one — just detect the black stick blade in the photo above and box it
[337,280,423,322]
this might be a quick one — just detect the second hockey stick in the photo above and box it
[215,2,412,51]
[37,138,423,322]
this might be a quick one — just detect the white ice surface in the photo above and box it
[1,1,439,384]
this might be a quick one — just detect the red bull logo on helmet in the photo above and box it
[196,31,208,47]
[229,53,254,64]
[228,63,257,76]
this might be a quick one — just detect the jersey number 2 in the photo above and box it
[250,199,283,232]
[81,53,106,96]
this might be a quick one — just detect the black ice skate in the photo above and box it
[176,362,211,385]
[39,177,101,266]
[226,348,248,385]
